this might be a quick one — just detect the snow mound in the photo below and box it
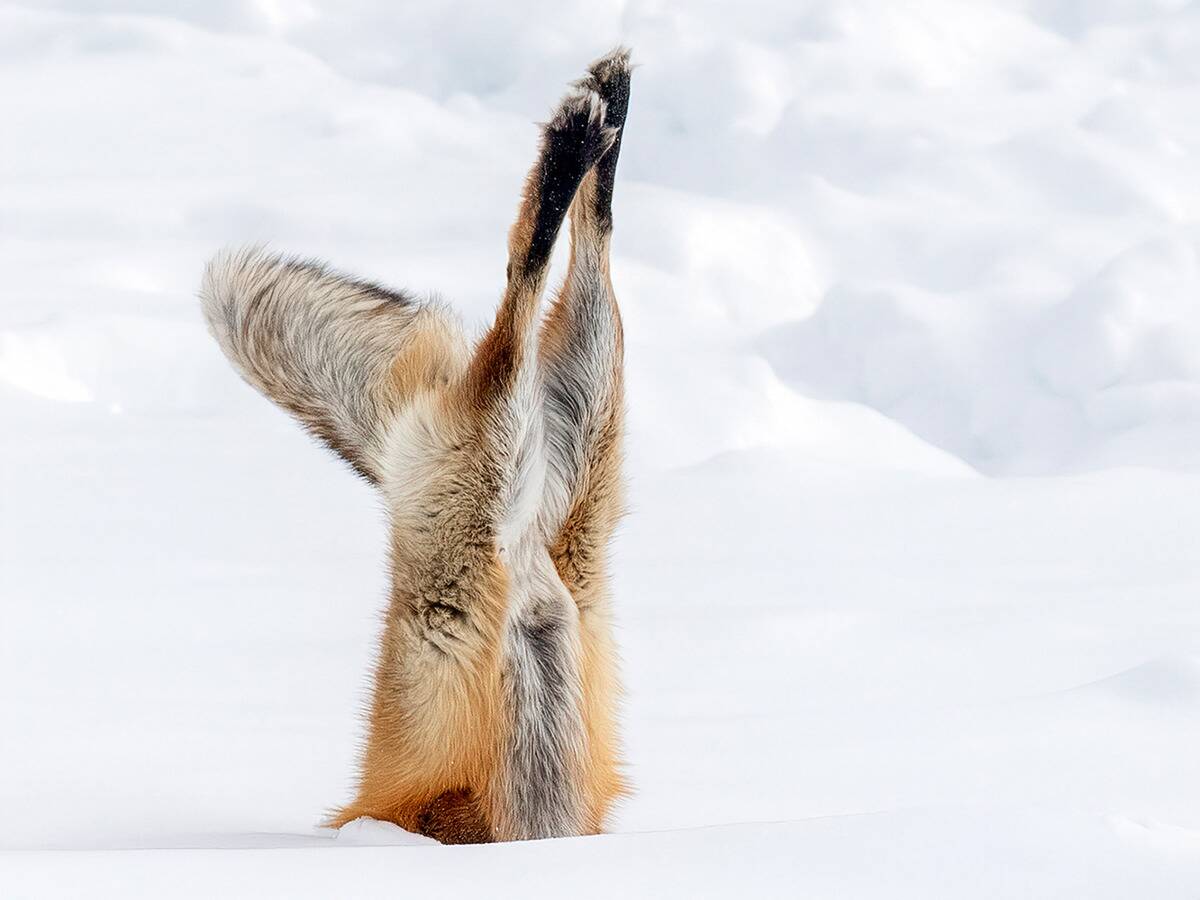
[331,817,438,846]
[762,234,1200,473]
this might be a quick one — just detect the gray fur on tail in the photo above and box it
[200,247,438,483]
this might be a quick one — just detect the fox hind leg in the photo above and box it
[538,47,634,833]
[483,82,622,842]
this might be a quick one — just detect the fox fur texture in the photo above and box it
[199,48,633,843]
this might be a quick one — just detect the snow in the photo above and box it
[3,1,1200,896]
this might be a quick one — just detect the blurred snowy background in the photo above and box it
[3,1,1200,896]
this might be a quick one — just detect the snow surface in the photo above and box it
[3,1,1200,896]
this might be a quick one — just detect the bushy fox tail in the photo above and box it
[200,247,465,483]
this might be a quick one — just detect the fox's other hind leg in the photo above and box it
[332,84,615,844]
[541,49,631,522]
[480,85,619,843]
[539,47,634,833]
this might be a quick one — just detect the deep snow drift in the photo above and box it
[3,1,1200,897]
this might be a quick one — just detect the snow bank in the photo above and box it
[5,812,1198,899]
[8,0,1200,475]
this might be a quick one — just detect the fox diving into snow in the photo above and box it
[199,49,633,843]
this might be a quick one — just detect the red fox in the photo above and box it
[199,49,632,843]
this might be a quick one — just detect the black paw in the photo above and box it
[543,88,619,181]
[527,89,617,269]
[579,46,633,133]
[577,47,634,227]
